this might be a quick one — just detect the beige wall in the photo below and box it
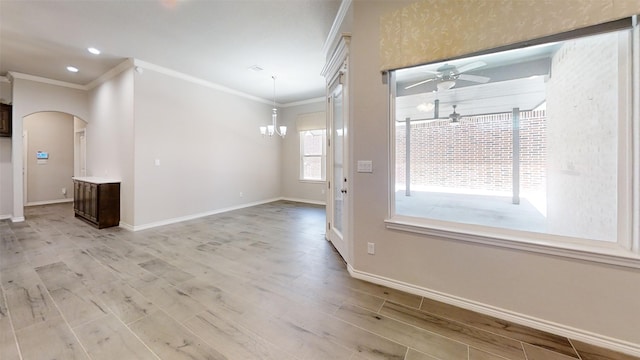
[0,80,11,104]
[345,0,640,351]
[87,68,135,226]
[132,67,282,227]
[24,112,74,204]
[0,137,11,218]
[281,102,327,204]
[0,80,13,217]
[9,77,89,220]
[0,80,12,217]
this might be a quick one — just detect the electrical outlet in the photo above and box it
[367,242,375,255]
[239,192,243,198]
[61,187,67,195]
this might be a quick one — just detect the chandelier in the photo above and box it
[260,75,286,138]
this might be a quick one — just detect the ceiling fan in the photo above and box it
[449,104,462,125]
[414,100,464,125]
[405,61,490,90]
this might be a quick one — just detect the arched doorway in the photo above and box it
[22,111,87,207]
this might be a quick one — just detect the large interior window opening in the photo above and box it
[389,18,639,259]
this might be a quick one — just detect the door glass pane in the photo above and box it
[333,84,344,233]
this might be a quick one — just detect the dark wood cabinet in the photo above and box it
[73,178,120,229]
[0,103,11,137]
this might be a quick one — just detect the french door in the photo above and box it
[327,67,349,262]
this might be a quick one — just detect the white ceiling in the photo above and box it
[0,0,341,104]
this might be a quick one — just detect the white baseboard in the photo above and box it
[281,197,326,206]
[0,214,11,220]
[126,198,284,231]
[25,198,74,207]
[11,216,25,222]
[118,221,134,231]
[347,264,640,358]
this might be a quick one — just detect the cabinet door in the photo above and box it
[0,104,11,137]
[73,181,83,215]
[83,183,92,220]
[88,183,98,221]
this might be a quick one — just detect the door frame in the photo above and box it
[74,128,87,177]
[323,35,351,264]
[22,130,28,204]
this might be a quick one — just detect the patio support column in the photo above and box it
[405,117,411,196]
[512,107,520,205]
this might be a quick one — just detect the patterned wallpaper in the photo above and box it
[380,0,639,71]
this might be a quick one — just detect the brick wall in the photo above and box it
[395,110,546,193]
[545,32,620,241]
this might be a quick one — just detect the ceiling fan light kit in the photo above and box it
[437,80,456,91]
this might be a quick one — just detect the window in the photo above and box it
[300,129,326,181]
[388,20,639,264]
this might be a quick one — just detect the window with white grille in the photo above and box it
[300,129,326,181]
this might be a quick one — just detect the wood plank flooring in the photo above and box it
[0,201,638,360]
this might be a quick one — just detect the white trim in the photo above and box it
[282,97,325,108]
[132,59,274,106]
[322,0,352,58]
[321,34,351,78]
[281,197,326,206]
[385,219,640,269]
[118,222,134,231]
[632,15,640,253]
[11,216,25,223]
[0,214,11,220]
[8,72,86,90]
[298,179,326,185]
[123,198,283,231]
[25,198,74,207]
[6,62,321,108]
[347,264,640,358]
[387,24,640,269]
[86,58,134,90]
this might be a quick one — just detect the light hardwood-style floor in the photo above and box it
[0,201,637,360]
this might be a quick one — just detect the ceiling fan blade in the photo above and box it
[458,74,490,83]
[457,60,486,73]
[404,78,436,90]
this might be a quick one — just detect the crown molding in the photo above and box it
[8,72,86,90]
[322,0,352,58]
[6,60,326,107]
[133,59,273,106]
[86,58,134,90]
[282,96,325,108]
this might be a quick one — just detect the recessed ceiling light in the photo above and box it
[67,66,79,73]
[248,65,264,72]
[87,47,101,55]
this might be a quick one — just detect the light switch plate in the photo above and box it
[357,160,373,173]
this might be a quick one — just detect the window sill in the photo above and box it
[299,179,326,184]
[384,217,640,269]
